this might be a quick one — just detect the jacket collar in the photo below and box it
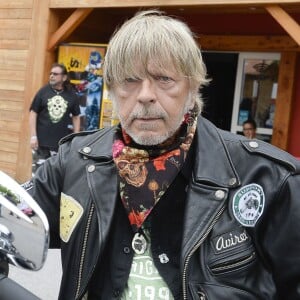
[78,127,116,159]
[78,116,240,188]
[193,116,240,188]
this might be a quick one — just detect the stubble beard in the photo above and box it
[115,97,192,146]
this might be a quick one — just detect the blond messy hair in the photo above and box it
[103,10,209,112]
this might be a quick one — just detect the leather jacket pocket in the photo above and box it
[189,282,260,299]
[209,251,256,275]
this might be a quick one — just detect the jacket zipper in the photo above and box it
[182,205,226,300]
[75,203,95,299]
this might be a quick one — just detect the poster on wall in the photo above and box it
[58,43,118,130]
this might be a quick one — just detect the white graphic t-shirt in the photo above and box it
[121,229,174,300]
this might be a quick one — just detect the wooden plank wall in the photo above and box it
[0,0,51,182]
[0,0,32,180]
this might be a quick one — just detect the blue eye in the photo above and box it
[125,77,140,83]
[155,76,173,83]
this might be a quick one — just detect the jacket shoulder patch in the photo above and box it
[60,193,83,243]
[232,183,265,227]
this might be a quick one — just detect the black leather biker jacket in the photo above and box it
[28,116,300,300]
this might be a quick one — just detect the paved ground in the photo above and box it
[9,249,62,300]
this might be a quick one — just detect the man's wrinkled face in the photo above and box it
[112,62,194,146]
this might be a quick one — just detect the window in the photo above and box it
[231,52,280,141]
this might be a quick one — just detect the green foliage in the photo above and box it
[0,184,20,204]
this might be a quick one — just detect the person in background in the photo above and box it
[25,10,300,300]
[242,118,257,139]
[29,63,81,170]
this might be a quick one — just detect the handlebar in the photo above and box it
[0,274,40,300]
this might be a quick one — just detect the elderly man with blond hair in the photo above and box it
[25,10,300,300]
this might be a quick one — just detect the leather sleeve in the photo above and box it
[260,173,300,298]
[30,142,71,248]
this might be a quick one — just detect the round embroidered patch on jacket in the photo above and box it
[232,183,265,227]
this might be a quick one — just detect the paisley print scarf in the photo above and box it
[113,107,198,232]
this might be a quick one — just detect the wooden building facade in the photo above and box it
[1,0,300,181]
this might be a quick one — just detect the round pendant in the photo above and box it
[131,232,147,254]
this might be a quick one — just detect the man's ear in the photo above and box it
[62,74,68,82]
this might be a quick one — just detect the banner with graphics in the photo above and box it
[58,43,118,130]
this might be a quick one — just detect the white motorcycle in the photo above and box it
[0,171,49,299]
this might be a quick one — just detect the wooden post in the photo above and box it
[271,52,297,150]
[16,0,51,182]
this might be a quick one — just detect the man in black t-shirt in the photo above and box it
[29,63,80,171]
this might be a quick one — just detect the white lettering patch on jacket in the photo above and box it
[211,228,251,254]
[60,193,83,242]
[232,183,265,227]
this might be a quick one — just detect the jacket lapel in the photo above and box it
[194,116,240,188]
[181,117,241,265]
[78,127,119,244]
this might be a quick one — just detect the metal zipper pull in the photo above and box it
[198,291,206,300]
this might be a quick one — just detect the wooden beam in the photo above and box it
[49,0,300,8]
[271,52,297,150]
[265,5,300,47]
[198,35,300,52]
[44,9,60,83]
[48,8,93,51]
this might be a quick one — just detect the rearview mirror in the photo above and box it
[0,171,49,271]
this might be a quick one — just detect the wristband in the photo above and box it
[31,136,37,140]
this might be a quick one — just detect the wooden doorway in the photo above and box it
[201,52,238,131]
